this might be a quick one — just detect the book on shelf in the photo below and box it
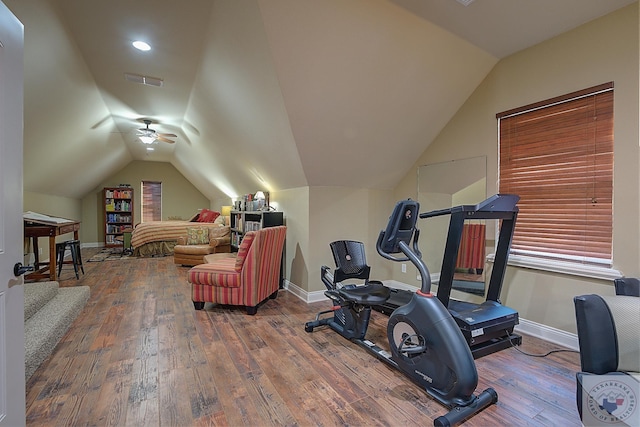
[245,221,261,231]
[105,189,132,199]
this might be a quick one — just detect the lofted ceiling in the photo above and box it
[5,0,636,201]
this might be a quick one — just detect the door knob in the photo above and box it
[14,262,34,277]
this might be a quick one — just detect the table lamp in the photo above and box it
[254,191,266,210]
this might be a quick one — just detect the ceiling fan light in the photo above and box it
[132,40,151,51]
[139,136,156,144]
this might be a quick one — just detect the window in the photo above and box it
[141,181,162,222]
[497,82,613,267]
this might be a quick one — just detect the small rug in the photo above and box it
[88,248,132,262]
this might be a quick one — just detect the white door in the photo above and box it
[0,2,25,426]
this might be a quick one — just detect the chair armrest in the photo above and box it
[574,294,640,374]
[574,294,617,374]
[209,235,230,247]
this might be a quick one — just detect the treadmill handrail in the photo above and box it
[419,194,520,219]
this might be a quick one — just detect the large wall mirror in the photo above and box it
[417,156,487,295]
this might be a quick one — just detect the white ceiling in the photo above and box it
[5,0,636,201]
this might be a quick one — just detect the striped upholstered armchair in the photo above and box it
[187,225,286,315]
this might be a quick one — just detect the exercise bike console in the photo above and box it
[305,199,498,426]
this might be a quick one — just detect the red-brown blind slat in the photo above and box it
[498,84,613,265]
[141,181,162,222]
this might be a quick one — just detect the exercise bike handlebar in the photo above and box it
[397,240,432,295]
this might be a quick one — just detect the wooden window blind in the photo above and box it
[141,181,162,222]
[497,82,613,266]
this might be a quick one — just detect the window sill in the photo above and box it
[487,253,622,281]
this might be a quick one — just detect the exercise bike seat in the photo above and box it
[338,282,391,306]
[326,240,391,306]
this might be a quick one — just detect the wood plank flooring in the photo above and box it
[26,248,583,426]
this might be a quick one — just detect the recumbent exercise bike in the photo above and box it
[304,199,497,426]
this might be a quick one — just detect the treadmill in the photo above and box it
[421,194,521,358]
[373,194,522,358]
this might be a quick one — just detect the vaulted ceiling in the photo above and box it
[6,0,635,201]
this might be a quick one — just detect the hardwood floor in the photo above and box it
[26,248,583,426]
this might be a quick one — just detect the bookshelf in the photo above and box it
[103,187,134,248]
[230,210,284,251]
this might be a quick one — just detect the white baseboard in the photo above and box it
[515,318,579,351]
[283,279,579,351]
[81,242,103,248]
[283,280,328,303]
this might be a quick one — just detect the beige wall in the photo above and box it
[273,186,394,294]
[274,187,310,290]
[81,161,210,245]
[307,186,395,293]
[393,4,639,334]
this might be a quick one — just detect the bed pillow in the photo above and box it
[197,209,220,223]
[187,227,209,245]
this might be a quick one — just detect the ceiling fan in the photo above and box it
[137,119,177,144]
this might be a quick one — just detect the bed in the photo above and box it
[131,209,227,257]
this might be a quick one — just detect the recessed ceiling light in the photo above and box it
[146,147,155,151]
[132,40,151,51]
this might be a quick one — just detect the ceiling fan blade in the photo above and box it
[158,132,177,138]
[156,136,175,144]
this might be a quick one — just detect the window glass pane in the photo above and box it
[497,84,613,265]
[141,181,162,222]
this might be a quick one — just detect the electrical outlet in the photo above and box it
[417,274,422,281]
[401,263,406,273]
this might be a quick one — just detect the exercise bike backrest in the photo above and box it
[329,240,373,286]
[376,199,432,295]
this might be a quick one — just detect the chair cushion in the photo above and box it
[187,227,209,245]
[203,252,236,263]
[188,258,240,288]
[235,231,256,271]
[208,225,230,240]
[174,244,216,255]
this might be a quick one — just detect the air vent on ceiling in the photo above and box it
[456,0,475,6]
[124,72,164,87]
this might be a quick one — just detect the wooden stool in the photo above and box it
[56,239,84,279]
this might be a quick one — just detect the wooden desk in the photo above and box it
[24,219,81,282]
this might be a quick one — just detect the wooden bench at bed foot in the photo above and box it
[174,243,231,266]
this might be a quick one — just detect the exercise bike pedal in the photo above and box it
[398,334,427,355]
